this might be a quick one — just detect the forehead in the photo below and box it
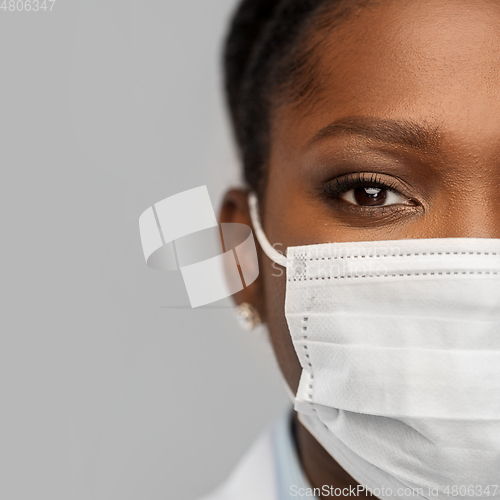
[271,0,500,156]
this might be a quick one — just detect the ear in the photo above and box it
[219,188,267,323]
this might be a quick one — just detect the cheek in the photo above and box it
[260,251,302,393]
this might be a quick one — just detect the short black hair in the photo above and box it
[223,0,372,197]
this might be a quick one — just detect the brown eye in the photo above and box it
[354,186,388,206]
[340,185,410,207]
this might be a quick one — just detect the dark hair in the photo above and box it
[223,0,371,197]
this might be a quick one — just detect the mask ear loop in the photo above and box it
[248,193,296,401]
[248,192,288,268]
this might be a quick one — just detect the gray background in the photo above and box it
[0,1,289,499]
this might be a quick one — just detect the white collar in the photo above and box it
[197,408,314,500]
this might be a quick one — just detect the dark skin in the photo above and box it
[220,0,500,495]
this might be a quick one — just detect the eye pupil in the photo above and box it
[354,186,388,206]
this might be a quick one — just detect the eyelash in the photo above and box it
[321,172,414,212]
[323,172,399,195]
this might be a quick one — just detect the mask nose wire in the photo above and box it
[248,192,288,268]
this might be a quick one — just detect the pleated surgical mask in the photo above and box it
[248,192,500,500]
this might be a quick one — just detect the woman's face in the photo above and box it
[222,0,500,392]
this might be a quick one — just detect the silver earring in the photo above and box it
[235,302,262,331]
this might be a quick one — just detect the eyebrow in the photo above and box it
[308,116,442,153]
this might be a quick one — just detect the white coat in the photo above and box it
[195,409,315,500]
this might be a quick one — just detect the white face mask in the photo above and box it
[248,192,500,500]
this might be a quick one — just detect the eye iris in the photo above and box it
[354,186,388,206]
